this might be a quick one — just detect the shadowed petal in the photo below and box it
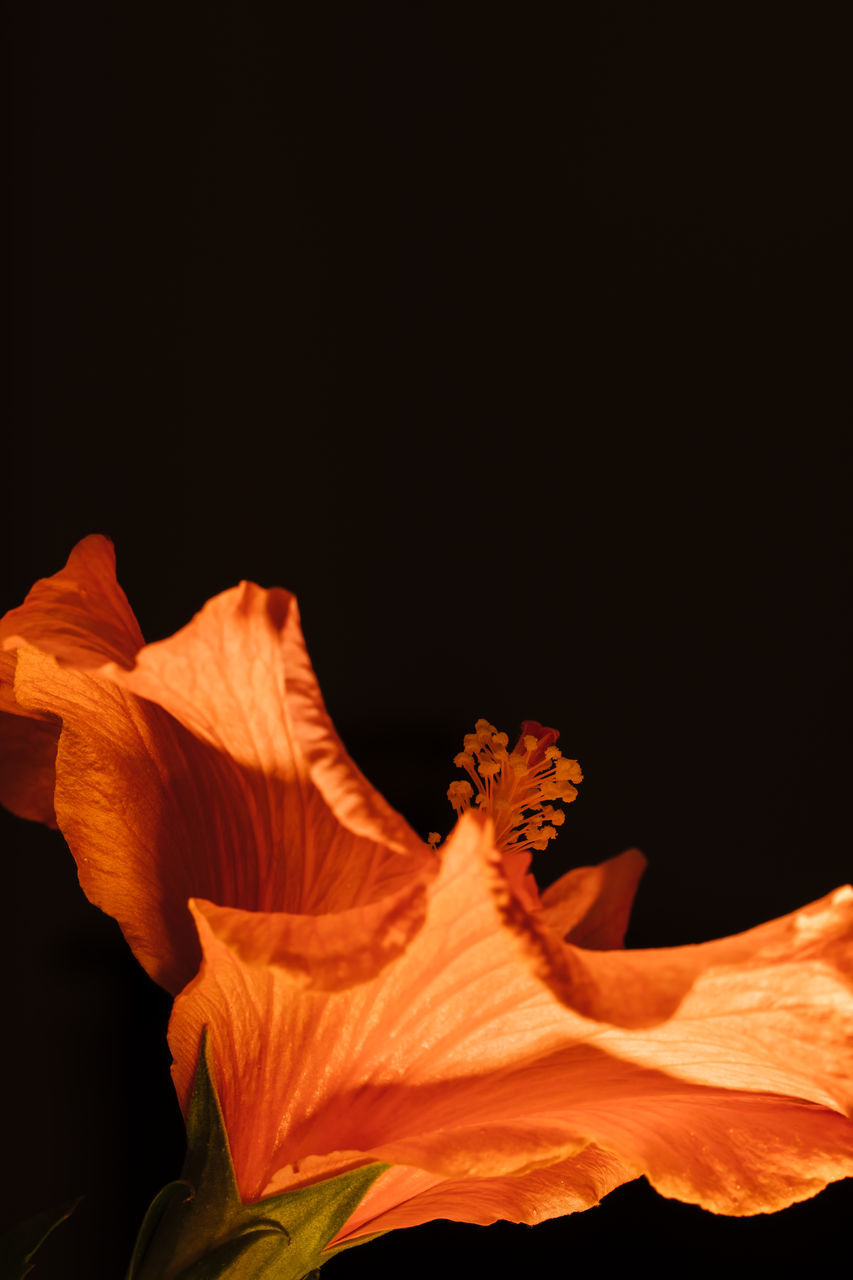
[0,536,144,823]
[539,847,647,946]
[0,709,59,825]
[0,535,143,676]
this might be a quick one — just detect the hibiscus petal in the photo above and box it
[101,583,430,913]
[13,645,240,991]
[329,1144,632,1242]
[544,886,853,1116]
[185,876,435,994]
[588,1089,853,1215]
[169,812,853,1221]
[0,708,59,825]
[0,536,144,824]
[504,853,853,1063]
[0,535,144,677]
[538,847,646,946]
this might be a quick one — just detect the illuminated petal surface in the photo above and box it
[169,814,853,1235]
[334,1146,633,1240]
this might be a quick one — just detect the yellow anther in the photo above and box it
[453,751,474,768]
[475,718,497,735]
[491,731,509,749]
[528,825,557,850]
[523,734,539,753]
[478,759,500,778]
[463,733,480,753]
[447,780,474,813]
[427,832,441,847]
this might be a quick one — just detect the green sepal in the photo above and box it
[128,1031,387,1280]
[0,1197,80,1279]
[322,1229,387,1260]
[124,1181,193,1280]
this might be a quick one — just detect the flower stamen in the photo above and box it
[447,718,582,855]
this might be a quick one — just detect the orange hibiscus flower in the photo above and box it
[3,536,853,1251]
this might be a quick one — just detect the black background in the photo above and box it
[4,3,851,1274]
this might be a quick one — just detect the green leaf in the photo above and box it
[0,1198,80,1279]
[129,1031,387,1280]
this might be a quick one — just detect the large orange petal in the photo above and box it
[271,1066,853,1224]
[99,583,430,915]
[0,536,144,822]
[168,813,853,1222]
[169,815,590,1199]
[11,575,432,992]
